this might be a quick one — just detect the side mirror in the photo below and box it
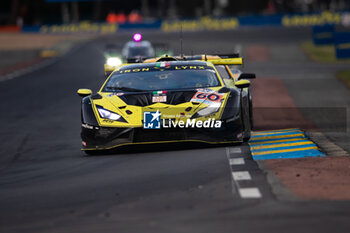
[235,80,250,89]
[77,89,92,97]
[238,73,256,80]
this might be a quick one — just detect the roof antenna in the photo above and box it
[180,24,184,58]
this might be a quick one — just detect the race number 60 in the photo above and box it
[195,92,223,102]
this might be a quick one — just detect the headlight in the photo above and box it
[97,107,121,121]
[196,102,222,117]
[106,57,122,67]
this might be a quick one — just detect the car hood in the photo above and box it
[91,87,230,127]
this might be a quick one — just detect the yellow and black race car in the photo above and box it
[77,57,255,154]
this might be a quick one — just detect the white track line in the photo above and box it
[229,147,242,154]
[0,41,88,83]
[226,147,262,199]
[229,158,245,165]
[239,188,262,199]
[232,171,252,181]
[0,59,56,82]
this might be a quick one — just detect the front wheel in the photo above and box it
[243,131,251,142]
[83,150,103,156]
[242,107,252,142]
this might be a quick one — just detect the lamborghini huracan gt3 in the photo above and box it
[77,58,254,154]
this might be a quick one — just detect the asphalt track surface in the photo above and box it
[1,28,350,233]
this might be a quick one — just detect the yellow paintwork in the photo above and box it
[235,79,250,88]
[224,65,250,93]
[201,55,221,60]
[104,64,115,76]
[104,63,129,76]
[225,65,237,80]
[210,58,243,65]
[77,88,92,96]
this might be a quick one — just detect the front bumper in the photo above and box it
[81,118,243,151]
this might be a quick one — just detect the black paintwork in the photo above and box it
[81,97,98,126]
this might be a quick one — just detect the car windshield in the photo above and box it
[103,67,221,92]
[127,47,151,57]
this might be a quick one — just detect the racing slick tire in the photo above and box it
[84,150,102,156]
[242,108,252,142]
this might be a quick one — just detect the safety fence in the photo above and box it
[11,11,350,34]
[312,24,350,58]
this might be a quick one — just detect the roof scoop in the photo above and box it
[157,56,178,62]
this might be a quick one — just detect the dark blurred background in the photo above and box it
[0,0,349,26]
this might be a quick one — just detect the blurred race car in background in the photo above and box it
[78,56,256,154]
[104,33,172,76]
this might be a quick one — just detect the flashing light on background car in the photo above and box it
[133,33,142,42]
[106,57,122,67]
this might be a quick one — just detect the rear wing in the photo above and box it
[104,57,243,77]
[213,53,240,59]
[209,58,243,66]
[182,55,243,66]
